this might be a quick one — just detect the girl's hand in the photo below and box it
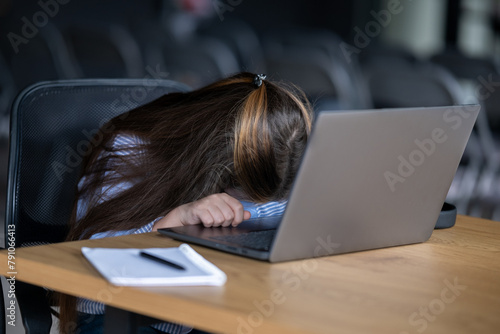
[152,193,251,230]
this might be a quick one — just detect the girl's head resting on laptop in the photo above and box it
[69,72,313,240]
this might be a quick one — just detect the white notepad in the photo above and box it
[82,244,227,286]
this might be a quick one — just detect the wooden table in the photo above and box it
[1,215,500,334]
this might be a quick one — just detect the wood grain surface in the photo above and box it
[1,215,499,334]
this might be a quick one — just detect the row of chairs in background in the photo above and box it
[361,45,500,220]
[0,18,262,122]
[1,15,500,219]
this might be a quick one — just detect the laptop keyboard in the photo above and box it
[209,230,276,251]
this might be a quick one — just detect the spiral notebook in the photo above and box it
[82,244,226,286]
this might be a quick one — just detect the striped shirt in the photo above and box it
[76,134,287,333]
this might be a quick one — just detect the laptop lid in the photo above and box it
[268,105,479,262]
[160,105,480,263]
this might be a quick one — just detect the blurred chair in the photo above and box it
[364,61,462,108]
[0,22,78,91]
[430,48,499,84]
[161,36,240,88]
[0,52,16,125]
[266,27,372,109]
[359,42,418,69]
[265,47,350,111]
[2,78,190,333]
[363,60,483,214]
[263,27,371,111]
[431,48,500,218]
[129,19,175,74]
[430,48,500,129]
[62,23,145,78]
[198,18,266,73]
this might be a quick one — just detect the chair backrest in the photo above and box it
[0,22,80,94]
[62,23,145,78]
[1,32,60,91]
[4,79,190,248]
[363,61,464,108]
[162,36,240,89]
[198,18,266,73]
[263,28,371,111]
[430,49,500,81]
[264,27,372,109]
[430,49,500,143]
[265,46,351,111]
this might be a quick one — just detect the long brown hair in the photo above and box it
[59,72,312,333]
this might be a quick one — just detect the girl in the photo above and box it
[59,72,313,333]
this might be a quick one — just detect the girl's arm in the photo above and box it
[152,196,287,231]
[152,193,251,231]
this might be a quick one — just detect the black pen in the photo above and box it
[139,251,186,271]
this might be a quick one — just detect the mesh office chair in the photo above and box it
[2,78,190,333]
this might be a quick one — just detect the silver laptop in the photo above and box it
[159,105,480,262]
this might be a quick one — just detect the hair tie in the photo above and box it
[253,74,266,87]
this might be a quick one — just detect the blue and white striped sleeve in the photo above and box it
[240,200,288,219]
[88,217,162,239]
[255,201,288,217]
